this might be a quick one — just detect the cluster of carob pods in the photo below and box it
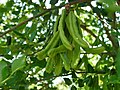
[36,9,105,75]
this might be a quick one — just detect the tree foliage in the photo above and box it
[0,0,120,89]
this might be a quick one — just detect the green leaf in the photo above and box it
[39,0,43,2]
[0,46,9,54]
[71,85,77,90]
[6,70,26,87]
[85,75,93,87]
[91,75,100,89]
[72,72,77,78]
[11,56,26,73]
[87,64,94,73]
[17,16,27,31]
[68,0,74,2]
[99,0,116,5]
[50,0,58,5]
[108,75,119,84]
[0,5,5,17]
[0,61,9,82]
[92,7,101,15]
[98,0,120,12]
[29,30,37,42]
[78,79,84,87]
[115,48,120,79]
[13,31,26,39]
[12,11,20,15]
[92,37,100,46]
[78,2,88,7]
[18,86,25,90]
[4,55,13,60]
[6,36,12,46]
[64,78,72,85]
[110,68,116,75]
[5,0,14,10]
[43,71,53,78]
[43,13,51,21]
[103,75,108,90]
[21,0,27,3]
[28,22,37,34]
[53,9,59,15]
[38,37,46,42]
[30,57,46,68]
[100,9,108,16]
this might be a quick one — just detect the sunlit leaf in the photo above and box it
[0,61,9,82]
[16,16,27,31]
[11,56,26,73]
[5,0,14,10]
[115,48,120,79]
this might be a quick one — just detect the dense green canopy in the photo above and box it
[0,0,120,89]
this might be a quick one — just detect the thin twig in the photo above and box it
[0,10,49,37]
[0,0,93,38]
[37,70,106,82]
[117,0,120,5]
[89,4,119,49]
[80,24,97,38]
[75,71,106,74]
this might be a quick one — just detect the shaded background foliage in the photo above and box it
[0,0,120,90]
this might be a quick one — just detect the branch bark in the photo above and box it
[80,24,97,38]
[0,0,93,38]
[89,4,119,50]
[37,70,106,82]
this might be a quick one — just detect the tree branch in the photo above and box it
[37,70,106,82]
[80,24,97,38]
[117,0,120,5]
[0,10,49,38]
[0,0,93,38]
[89,4,119,50]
